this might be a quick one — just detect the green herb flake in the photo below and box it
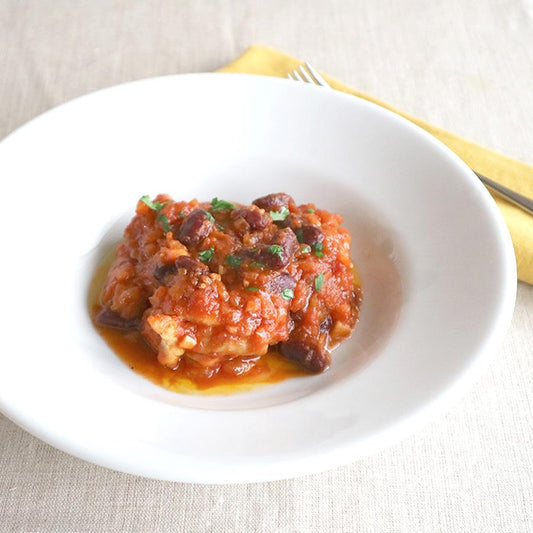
[211,197,235,212]
[245,286,260,292]
[300,244,312,254]
[216,223,225,231]
[225,254,242,268]
[295,229,304,243]
[313,242,325,257]
[203,210,215,223]
[268,244,283,258]
[198,246,215,263]
[269,207,290,221]
[157,214,171,233]
[314,273,325,291]
[281,288,294,300]
[178,211,185,218]
[250,261,265,269]
[140,195,166,212]
[307,208,315,213]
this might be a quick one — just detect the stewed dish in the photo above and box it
[93,192,362,391]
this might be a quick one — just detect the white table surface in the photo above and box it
[1,1,532,532]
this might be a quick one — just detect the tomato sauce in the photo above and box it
[91,193,362,393]
[92,312,307,393]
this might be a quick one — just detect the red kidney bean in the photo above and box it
[252,192,293,212]
[232,207,270,231]
[279,339,330,373]
[298,225,324,246]
[272,213,298,229]
[264,273,296,294]
[95,309,139,330]
[173,209,213,245]
[175,255,209,275]
[153,262,177,283]
[259,228,299,269]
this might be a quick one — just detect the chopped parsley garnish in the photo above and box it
[203,210,215,223]
[268,244,283,258]
[281,288,294,300]
[225,254,242,268]
[313,242,325,257]
[198,246,215,263]
[314,273,324,291]
[140,195,166,212]
[211,198,235,212]
[246,286,260,292]
[250,261,265,269]
[307,208,315,213]
[157,214,170,233]
[216,223,225,231]
[178,211,185,218]
[300,244,311,254]
[295,229,304,243]
[269,207,290,221]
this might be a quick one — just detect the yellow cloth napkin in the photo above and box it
[219,45,533,284]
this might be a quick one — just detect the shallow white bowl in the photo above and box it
[0,74,516,483]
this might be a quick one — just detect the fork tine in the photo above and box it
[298,65,314,83]
[291,69,304,82]
[304,62,330,87]
[287,73,295,81]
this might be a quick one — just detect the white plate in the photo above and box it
[0,74,516,483]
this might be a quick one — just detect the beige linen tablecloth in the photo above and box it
[1,2,532,532]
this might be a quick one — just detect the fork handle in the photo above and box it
[475,172,533,216]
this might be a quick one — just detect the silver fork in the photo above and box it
[288,63,533,216]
